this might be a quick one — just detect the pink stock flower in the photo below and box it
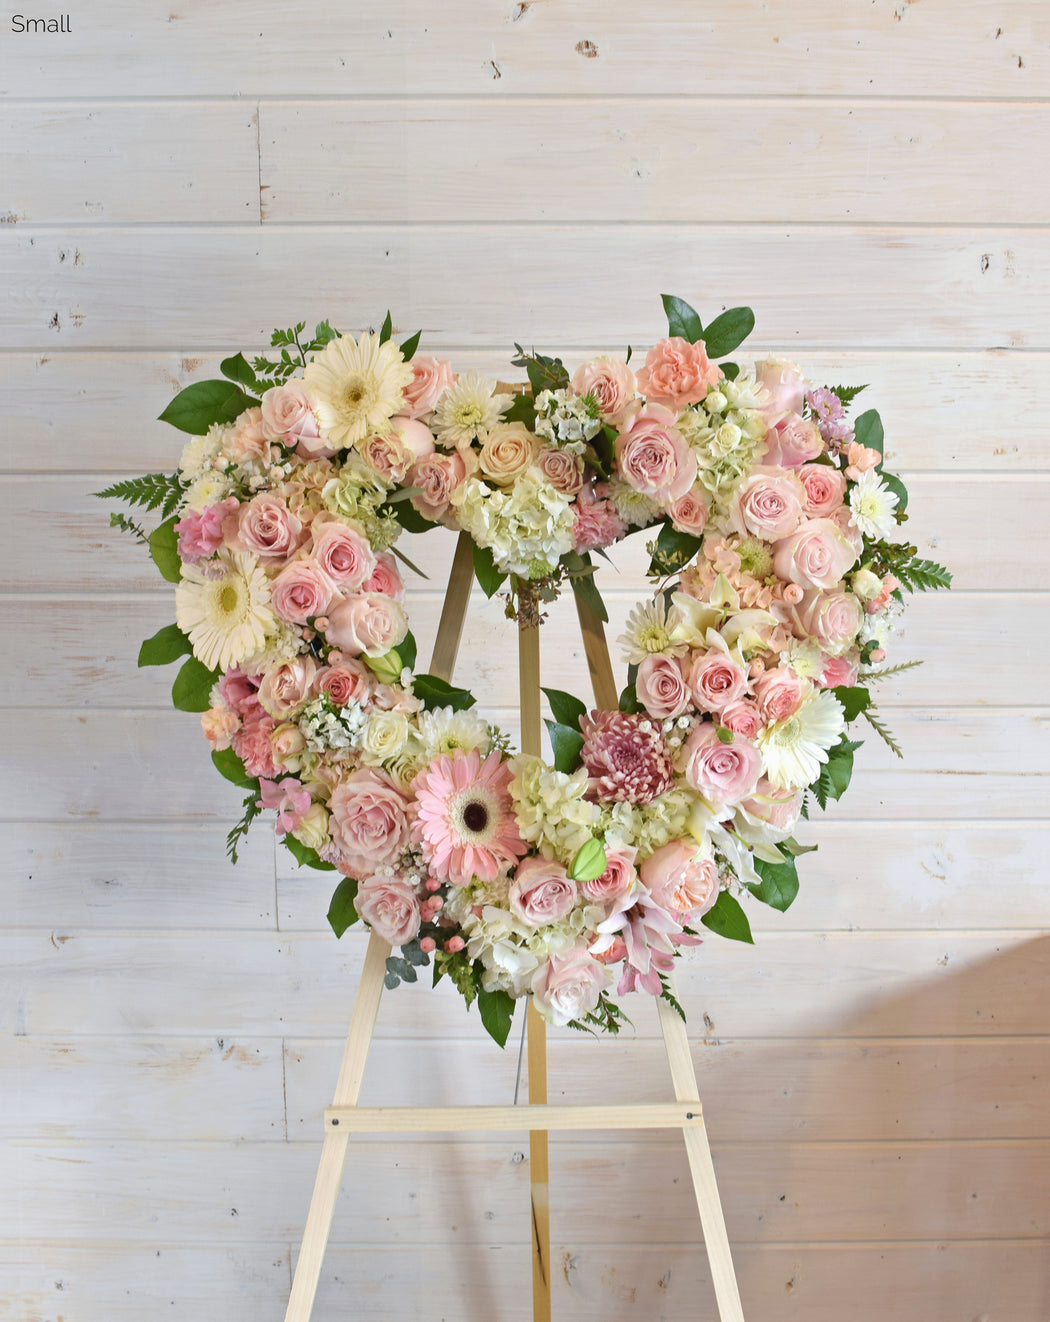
[635,336,721,409]
[579,710,675,805]
[258,775,312,836]
[412,749,527,886]
[175,497,239,562]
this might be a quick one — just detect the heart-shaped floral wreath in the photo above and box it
[101,296,950,1046]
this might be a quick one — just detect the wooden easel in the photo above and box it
[283,530,746,1322]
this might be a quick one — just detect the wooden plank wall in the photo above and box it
[2,3,1049,1318]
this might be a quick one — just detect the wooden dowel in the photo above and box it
[323,1101,703,1133]
[573,591,619,711]
[428,529,474,683]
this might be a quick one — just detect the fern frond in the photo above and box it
[862,706,904,759]
[859,660,925,683]
[95,472,186,517]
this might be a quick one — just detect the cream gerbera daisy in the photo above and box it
[756,689,846,791]
[175,551,276,673]
[303,331,413,448]
[432,371,510,447]
[849,468,899,540]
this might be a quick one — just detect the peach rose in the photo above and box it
[681,723,762,809]
[201,706,239,750]
[762,412,823,467]
[258,656,318,719]
[640,838,720,920]
[408,451,467,523]
[478,422,537,486]
[270,721,307,767]
[313,659,374,708]
[570,356,637,425]
[328,769,412,873]
[224,494,302,564]
[400,355,455,419]
[581,845,638,903]
[354,874,421,947]
[687,649,749,714]
[636,654,691,721]
[615,402,697,503]
[635,336,721,409]
[668,487,709,537]
[270,558,335,624]
[510,856,577,929]
[364,551,405,602]
[773,518,859,590]
[310,518,376,590]
[798,463,847,517]
[753,667,806,723]
[755,358,805,417]
[536,446,584,496]
[730,467,805,540]
[324,592,408,657]
[531,948,607,1027]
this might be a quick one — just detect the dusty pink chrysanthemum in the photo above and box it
[412,748,527,886]
[579,710,674,805]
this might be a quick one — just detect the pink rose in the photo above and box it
[261,382,325,455]
[175,497,239,562]
[531,949,607,1027]
[636,654,691,721]
[224,494,303,564]
[313,659,374,707]
[736,779,803,839]
[389,416,436,460]
[536,446,583,496]
[720,698,764,739]
[328,769,412,874]
[570,356,637,425]
[408,451,467,524]
[773,517,859,590]
[354,874,422,947]
[572,494,627,554]
[216,668,259,717]
[360,431,412,485]
[640,838,720,920]
[364,551,405,602]
[687,649,749,714]
[324,592,408,657]
[635,336,721,409]
[615,402,697,504]
[829,504,865,556]
[668,487,708,537]
[232,715,277,779]
[270,558,335,624]
[225,407,271,466]
[681,723,762,809]
[257,656,317,720]
[581,845,638,903]
[820,650,861,690]
[762,412,824,467]
[400,355,455,419]
[798,463,847,518]
[753,667,806,723]
[790,589,864,655]
[755,358,806,417]
[201,706,239,750]
[510,856,577,928]
[730,467,805,540]
[310,518,377,590]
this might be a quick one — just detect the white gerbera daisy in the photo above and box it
[303,331,413,448]
[175,551,275,673]
[849,469,899,540]
[756,689,846,791]
[416,704,492,760]
[618,597,688,665]
[432,371,511,447]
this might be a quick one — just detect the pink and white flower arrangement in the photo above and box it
[101,298,950,1045]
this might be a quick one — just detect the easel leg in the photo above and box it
[657,996,746,1322]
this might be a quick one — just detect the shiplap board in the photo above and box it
[260,99,1050,225]
[0,1,1045,98]
[5,929,1049,1039]
[3,348,1047,474]
[283,1035,1050,1143]
[2,1240,1047,1322]
[2,226,1046,350]
[3,1136,1048,1243]
[0,103,260,225]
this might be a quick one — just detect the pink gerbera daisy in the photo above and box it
[412,748,528,886]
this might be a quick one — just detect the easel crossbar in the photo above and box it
[324,1102,703,1134]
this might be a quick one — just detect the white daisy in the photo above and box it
[175,551,275,673]
[432,371,510,447]
[303,331,413,448]
[849,469,899,540]
[756,689,846,791]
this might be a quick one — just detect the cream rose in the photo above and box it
[478,422,538,486]
[360,709,410,765]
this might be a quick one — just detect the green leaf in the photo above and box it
[565,550,609,623]
[158,380,259,434]
[853,409,885,458]
[545,720,585,773]
[95,472,186,516]
[660,294,703,344]
[281,834,336,871]
[829,383,868,407]
[570,837,607,883]
[413,673,477,712]
[219,353,261,391]
[700,891,754,944]
[720,361,740,381]
[477,986,515,1048]
[473,543,507,598]
[503,392,537,428]
[211,747,257,789]
[138,622,191,667]
[880,470,909,517]
[399,329,421,361]
[647,520,703,576]
[171,656,218,713]
[746,855,800,912]
[618,684,644,714]
[378,310,393,344]
[389,498,438,534]
[832,684,871,722]
[327,877,359,937]
[813,736,864,806]
[398,630,417,672]
[702,306,755,360]
[541,687,587,731]
[510,344,570,396]
[314,320,339,347]
[148,516,182,583]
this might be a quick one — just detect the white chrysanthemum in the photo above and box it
[508,754,600,864]
[183,471,236,513]
[607,476,659,529]
[303,331,413,448]
[782,639,826,680]
[619,597,687,664]
[756,689,846,791]
[175,551,275,673]
[179,424,226,483]
[849,469,899,539]
[432,371,510,447]
[416,705,492,760]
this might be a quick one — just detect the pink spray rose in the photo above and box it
[328,769,412,874]
[730,467,805,541]
[354,874,422,947]
[509,856,577,928]
[310,518,377,590]
[820,650,861,690]
[614,402,697,504]
[798,463,847,518]
[773,517,859,590]
[686,648,749,715]
[399,354,455,419]
[681,723,762,809]
[531,949,607,1027]
[640,838,720,920]
[720,698,764,740]
[755,358,806,417]
[270,558,335,624]
[635,336,721,409]
[668,487,709,538]
[762,412,824,467]
[635,654,691,721]
[175,497,239,562]
[224,494,303,564]
[571,356,637,425]
[313,659,374,708]
[736,778,804,839]
[324,592,408,658]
